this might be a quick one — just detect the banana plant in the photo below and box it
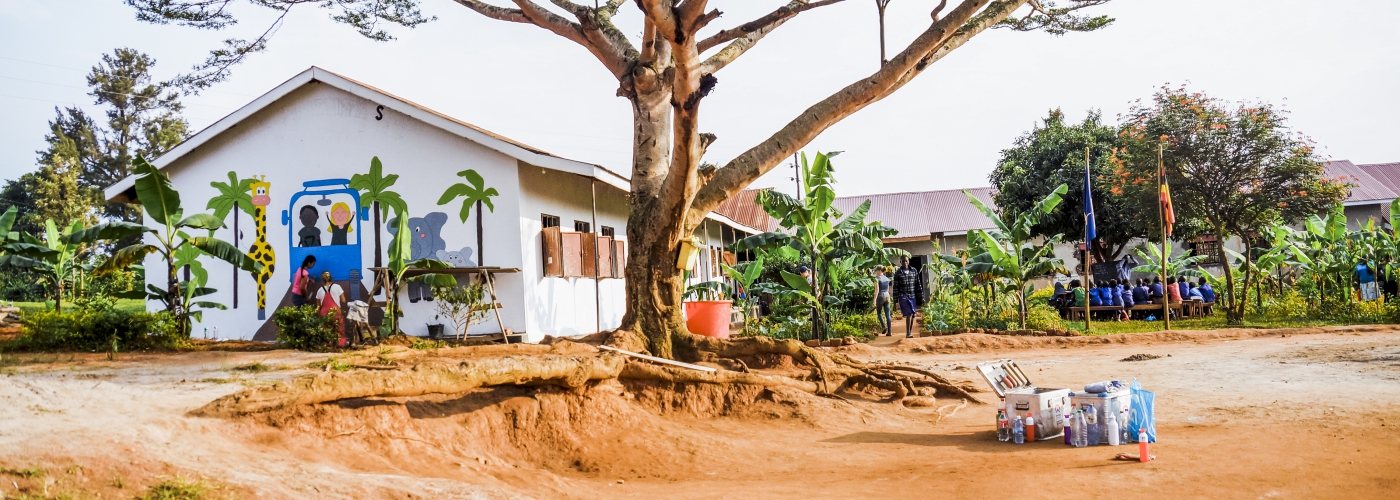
[67,157,261,335]
[734,151,905,340]
[1128,243,1212,279]
[962,183,1069,329]
[721,255,765,329]
[3,219,85,312]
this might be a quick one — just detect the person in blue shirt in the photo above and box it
[1357,258,1379,301]
[1188,283,1204,301]
[1197,277,1216,303]
[1150,277,1165,304]
[1177,277,1191,301]
[1088,281,1103,307]
[1132,279,1150,305]
[1119,279,1135,320]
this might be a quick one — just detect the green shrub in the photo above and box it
[1024,303,1065,331]
[16,308,180,351]
[829,312,881,339]
[273,305,341,351]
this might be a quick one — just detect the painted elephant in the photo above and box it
[435,246,476,267]
[388,212,448,302]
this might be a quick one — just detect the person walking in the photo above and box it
[291,256,316,307]
[872,266,893,335]
[1356,258,1379,301]
[315,271,347,346]
[892,256,921,338]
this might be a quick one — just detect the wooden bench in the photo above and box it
[1066,305,1123,321]
[1128,303,1183,319]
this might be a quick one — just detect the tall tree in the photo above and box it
[989,109,1149,263]
[34,48,189,223]
[29,136,101,230]
[129,0,1112,359]
[1113,86,1348,324]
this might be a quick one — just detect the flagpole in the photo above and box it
[1160,143,1171,331]
[1084,147,1092,333]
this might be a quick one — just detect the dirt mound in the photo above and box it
[1121,353,1165,362]
[885,325,1400,354]
[235,378,841,495]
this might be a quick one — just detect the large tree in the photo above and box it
[1113,86,1347,324]
[129,0,1111,358]
[34,47,189,223]
[989,109,1151,263]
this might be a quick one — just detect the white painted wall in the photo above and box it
[516,164,629,339]
[145,82,566,340]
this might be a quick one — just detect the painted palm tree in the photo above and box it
[437,169,499,266]
[207,171,255,307]
[350,157,407,268]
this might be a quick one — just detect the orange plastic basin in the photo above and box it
[684,300,733,339]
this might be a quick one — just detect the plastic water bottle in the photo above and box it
[1122,407,1134,445]
[1106,409,1121,446]
[203,327,208,339]
[1012,415,1025,444]
[1073,411,1088,448]
[212,327,219,340]
[1024,413,1035,442]
[1063,412,1074,445]
[1085,410,1100,446]
[997,411,1010,442]
[1138,428,1150,462]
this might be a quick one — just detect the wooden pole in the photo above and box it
[1084,147,1091,333]
[1160,143,1171,330]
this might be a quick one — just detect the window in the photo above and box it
[601,226,615,238]
[542,214,560,228]
[574,220,591,233]
[1192,238,1221,266]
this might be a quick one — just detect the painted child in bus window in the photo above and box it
[327,202,355,246]
[297,205,322,247]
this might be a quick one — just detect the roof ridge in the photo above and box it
[834,186,994,200]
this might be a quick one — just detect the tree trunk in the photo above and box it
[55,279,64,314]
[233,200,239,309]
[476,199,484,266]
[1017,287,1027,329]
[1215,224,1242,325]
[372,200,382,269]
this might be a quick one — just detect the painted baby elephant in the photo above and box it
[388,212,448,302]
[435,246,476,267]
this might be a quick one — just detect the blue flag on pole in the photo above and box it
[1084,160,1097,241]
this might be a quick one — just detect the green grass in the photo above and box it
[137,477,207,500]
[10,298,146,314]
[1069,314,1349,336]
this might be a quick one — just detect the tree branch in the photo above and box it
[687,0,1028,226]
[451,0,531,23]
[696,0,845,53]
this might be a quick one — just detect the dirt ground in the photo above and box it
[2,326,1398,499]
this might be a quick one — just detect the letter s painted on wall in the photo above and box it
[375,105,384,121]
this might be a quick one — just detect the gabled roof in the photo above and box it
[104,66,630,201]
[832,187,998,241]
[712,188,778,233]
[1324,160,1399,206]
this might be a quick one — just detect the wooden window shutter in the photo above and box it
[561,231,584,277]
[580,232,597,278]
[596,235,614,278]
[542,226,563,277]
[613,239,627,276]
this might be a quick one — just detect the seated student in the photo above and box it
[1177,277,1191,301]
[1188,282,1204,301]
[1051,282,1068,310]
[1165,276,1183,303]
[1150,277,1166,304]
[1119,279,1135,320]
[1088,281,1104,307]
[1132,279,1150,306]
[1197,277,1216,303]
[1070,280,1086,309]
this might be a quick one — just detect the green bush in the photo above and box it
[1024,303,1065,331]
[274,305,341,351]
[829,312,881,339]
[16,308,180,351]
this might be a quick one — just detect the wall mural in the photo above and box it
[207,172,257,309]
[281,179,368,283]
[349,157,407,270]
[438,169,499,266]
[247,176,276,320]
[387,211,447,302]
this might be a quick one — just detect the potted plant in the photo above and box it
[683,279,733,339]
[430,276,488,340]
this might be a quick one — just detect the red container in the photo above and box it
[684,300,733,339]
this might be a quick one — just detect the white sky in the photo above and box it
[1,0,1397,198]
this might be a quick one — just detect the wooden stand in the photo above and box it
[368,266,520,343]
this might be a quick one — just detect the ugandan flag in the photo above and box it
[1160,160,1176,236]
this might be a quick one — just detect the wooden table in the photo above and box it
[368,266,521,343]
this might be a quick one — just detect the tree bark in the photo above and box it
[372,200,382,269]
[1213,223,1242,325]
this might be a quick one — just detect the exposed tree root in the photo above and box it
[620,361,819,393]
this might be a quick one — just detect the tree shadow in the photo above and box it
[821,430,1074,453]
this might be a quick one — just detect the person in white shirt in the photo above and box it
[315,271,347,344]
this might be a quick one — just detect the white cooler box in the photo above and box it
[977,360,1070,441]
[1070,390,1133,443]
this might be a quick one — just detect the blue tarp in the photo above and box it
[1129,378,1157,443]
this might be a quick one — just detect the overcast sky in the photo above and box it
[2,0,1397,198]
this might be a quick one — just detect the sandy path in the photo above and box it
[2,329,1398,498]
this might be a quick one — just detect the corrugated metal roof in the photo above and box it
[1325,160,1397,203]
[712,188,779,233]
[832,187,999,238]
[1357,162,1400,199]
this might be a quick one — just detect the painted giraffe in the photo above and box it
[248,176,276,320]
